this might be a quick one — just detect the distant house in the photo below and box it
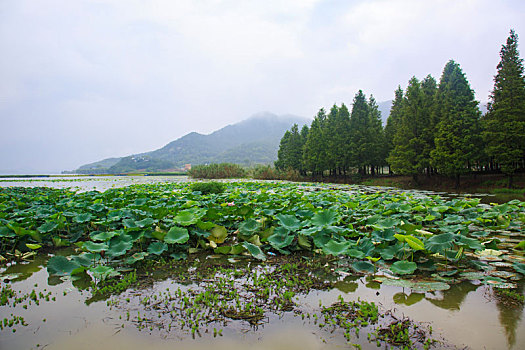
[184,164,191,171]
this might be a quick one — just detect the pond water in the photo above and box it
[1,176,524,349]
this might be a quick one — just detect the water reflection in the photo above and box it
[393,292,424,306]
[425,281,479,310]
[495,282,524,349]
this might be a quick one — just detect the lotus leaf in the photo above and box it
[165,227,190,244]
[37,221,58,234]
[425,233,456,253]
[107,240,133,257]
[322,239,350,256]
[242,242,266,261]
[238,218,260,236]
[351,260,376,274]
[170,252,188,260]
[26,243,42,250]
[125,252,148,264]
[276,214,301,231]
[405,235,425,251]
[90,231,118,241]
[89,265,120,280]
[174,210,199,226]
[47,256,81,276]
[311,209,339,227]
[513,262,525,276]
[147,241,168,255]
[81,241,108,253]
[73,213,93,223]
[268,232,294,250]
[208,225,228,244]
[390,261,417,275]
[136,218,154,228]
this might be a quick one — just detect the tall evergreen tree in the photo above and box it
[483,29,525,187]
[384,86,404,173]
[431,60,482,187]
[303,109,328,176]
[275,124,304,171]
[349,90,371,173]
[388,77,427,180]
[275,130,291,170]
[325,105,340,175]
[420,75,438,174]
[368,96,385,174]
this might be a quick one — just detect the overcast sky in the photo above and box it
[1,0,524,174]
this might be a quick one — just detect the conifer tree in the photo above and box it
[384,86,404,173]
[349,90,370,173]
[431,60,482,187]
[483,29,525,187]
[303,109,328,176]
[420,75,438,174]
[368,96,385,174]
[388,77,427,180]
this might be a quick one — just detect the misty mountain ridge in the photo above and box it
[72,112,309,174]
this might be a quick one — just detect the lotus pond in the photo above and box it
[0,178,524,349]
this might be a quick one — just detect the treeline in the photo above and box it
[276,30,525,187]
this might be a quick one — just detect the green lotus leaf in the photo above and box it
[81,241,108,253]
[90,231,118,241]
[238,218,260,236]
[147,241,168,255]
[268,232,294,250]
[89,265,120,280]
[297,234,311,249]
[351,260,376,274]
[26,243,42,250]
[394,233,407,242]
[208,225,228,243]
[37,221,58,234]
[70,252,98,267]
[196,221,216,230]
[513,262,525,276]
[0,226,15,238]
[214,246,231,254]
[405,235,425,251]
[390,261,417,275]
[371,217,399,230]
[73,213,93,224]
[230,244,245,255]
[455,235,483,250]
[275,214,301,232]
[174,208,206,226]
[311,209,339,227]
[136,218,155,228]
[122,218,138,229]
[371,229,396,242]
[107,240,133,257]
[299,227,320,236]
[380,244,403,260]
[425,233,456,253]
[246,234,262,246]
[125,252,149,264]
[47,256,81,276]
[165,227,190,244]
[322,239,350,256]
[170,252,187,261]
[410,281,450,292]
[242,242,266,261]
[347,248,366,259]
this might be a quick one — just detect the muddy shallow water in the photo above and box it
[1,176,524,349]
[1,253,524,350]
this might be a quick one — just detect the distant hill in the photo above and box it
[70,112,309,174]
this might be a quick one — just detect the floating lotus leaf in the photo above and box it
[425,233,456,253]
[410,281,450,292]
[459,271,486,280]
[276,214,301,231]
[322,239,350,256]
[165,227,190,244]
[125,252,148,264]
[147,241,168,255]
[311,209,339,227]
[208,225,228,244]
[37,221,58,234]
[242,242,266,261]
[351,260,376,274]
[513,262,525,276]
[476,249,503,257]
[47,256,81,276]
[390,261,417,275]
[81,241,108,253]
[90,231,118,242]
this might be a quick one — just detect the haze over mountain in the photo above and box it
[72,113,309,174]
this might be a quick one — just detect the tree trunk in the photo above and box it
[508,174,513,189]
[455,174,460,189]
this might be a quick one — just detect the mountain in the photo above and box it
[70,112,309,174]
